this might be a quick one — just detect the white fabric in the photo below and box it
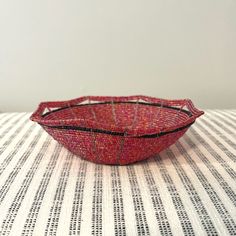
[0,110,235,236]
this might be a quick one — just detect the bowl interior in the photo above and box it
[43,102,191,131]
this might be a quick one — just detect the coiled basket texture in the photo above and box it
[30,95,204,165]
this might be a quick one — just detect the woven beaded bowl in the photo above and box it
[30,95,204,165]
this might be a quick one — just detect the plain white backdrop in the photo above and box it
[0,0,235,112]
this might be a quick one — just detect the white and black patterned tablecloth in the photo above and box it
[0,111,235,236]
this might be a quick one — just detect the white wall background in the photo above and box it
[0,0,235,112]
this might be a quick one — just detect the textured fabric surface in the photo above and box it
[0,110,235,236]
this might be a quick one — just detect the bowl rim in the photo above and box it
[30,95,204,137]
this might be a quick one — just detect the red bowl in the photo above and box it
[30,95,204,165]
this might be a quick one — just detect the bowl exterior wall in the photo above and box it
[43,126,188,165]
